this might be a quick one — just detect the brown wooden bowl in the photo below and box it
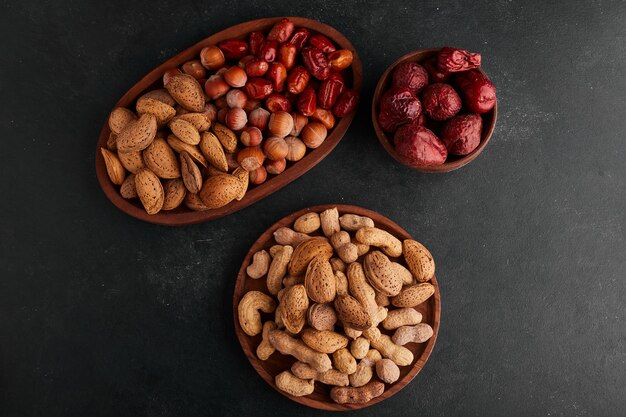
[233,204,441,410]
[95,17,362,225]
[371,48,497,173]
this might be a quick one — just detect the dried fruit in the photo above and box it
[438,47,481,73]
[244,58,269,77]
[267,62,288,92]
[440,113,482,155]
[333,89,359,117]
[267,18,295,43]
[328,50,353,71]
[392,62,429,93]
[218,39,249,60]
[289,27,310,50]
[394,124,447,167]
[265,93,292,113]
[421,83,462,121]
[455,69,496,114]
[308,33,336,53]
[257,40,277,62]
[302,47,330,80]
[424,57,450,83]
[286,66,310,94]
[378,87,421,133]
[317,77,343,109]
[278,43,297,70]
[248,31,265,57]
[244,78,274,100]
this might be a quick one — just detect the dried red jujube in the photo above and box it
[455,70,496,114]
[378,87,422,132]
[438,47,481,73]
[394,124,448,167]
[421,83,462,121]
[440,113,482,155]
[392,62,429,93]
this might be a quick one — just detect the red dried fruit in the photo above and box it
[455,70,496,114]
[317,77,343,109]
[265,93,292,113]
[297,86,317,116]
[249,31,265,57]
[394,124,448,166]
[289,28,310,51]
[258,40,278,62]
[392,62,429,93]
[438,47,481,73]
[424,58,450,83]
[245,58,269,77]
[302,47,330,80]
[244,78,274,99]
[308,34,336,53]
[267,18,295,43]
[378,87,421,132]
[421,83,462,121]
[333,90,359,117]
[278,43,297,70]
[267,62,287,92]
[287,66,310,94]
[440,113,482,155]
[218,40,249,60]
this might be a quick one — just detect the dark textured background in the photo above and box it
[1,1,625,416]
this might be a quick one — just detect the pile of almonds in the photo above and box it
[378,47,497,167]
[237,208,436,404]
[101,18,359,214]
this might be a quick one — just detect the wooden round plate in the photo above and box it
[372,48,497,173]
[233,204,441,410]
[95,17,363,225]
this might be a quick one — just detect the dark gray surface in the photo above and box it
[1,1,625,416]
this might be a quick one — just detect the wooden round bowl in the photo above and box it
[95,17,362,225]
[371,48,497,173]
[233,204,441,410]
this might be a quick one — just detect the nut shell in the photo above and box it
[199,173,241,209]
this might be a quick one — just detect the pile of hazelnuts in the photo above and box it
[168,18,359,184]
[377,47,497,167]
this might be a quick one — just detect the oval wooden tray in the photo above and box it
[95,17,362,225]
[233,204,441,410]
[371,48,497,173]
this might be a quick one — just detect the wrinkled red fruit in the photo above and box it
[421,83,462,121]
[378,87,421,133]
[424,57,450,83]
[455,70,496,113]
[394,124,447,166]
[438,47,481,73]
[440,113,482,155]
[392,62,429,93]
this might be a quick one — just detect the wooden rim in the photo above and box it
[95,17,363,225]
[232,204,441,410]
[371,48,497,173]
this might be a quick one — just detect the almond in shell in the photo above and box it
[167,134,208,167]
[184,192,209,211]
[169,118,200,145]
[143,137,181,178]
[199,131,228,172]
[301,329,349,354]
[140,88,176,107]
[136,96,176,125]
[180,151,203,193]
[403,239,435,282]
[232,166,249,201]
[304,255,336,304]
[288,237,334,276]
[116,113,157,153]
[165,73,205,112]
[334,294,372,331]
[162,178,186,210]
[106,132,117,151]
[175,112,211,132]
[100,148,126,185]
[134,168,164,214]
[108,107,136,135]
[212,122,238,153]
[120,174,137,198]
[281,284,309,334]
[117,150,145,174]
[363,251,403,297]
[391,283,435,308]
[198,173,240,209]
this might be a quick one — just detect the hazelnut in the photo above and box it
[240,127,263,147]
[268,111,294,138]
[290,112,308,136]
[163,68,182,86]
[200,46,225,70]
[285,136,306,161]
[223,66,248,88]
[182,59,206,79]
[243,98,261,113]
[249,166,267,185]
[302,122,327,148]
[204,75,230,100]
[237,147,265,171]
[214,96,228,109]
[217,108,228,124]
[203,103,218,122]
[225,108,247,131]
[265,158,287,175]
[248,108,271,130]
[226,89,248,109]
[263,137,289,161]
